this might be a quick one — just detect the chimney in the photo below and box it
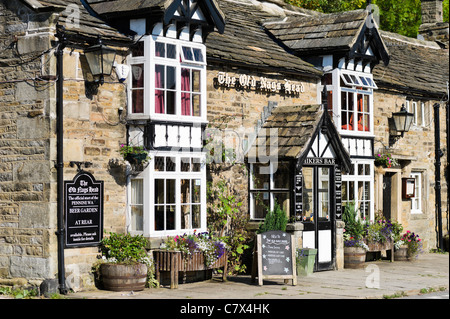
[421,0,443,24]
[419,0,449,48]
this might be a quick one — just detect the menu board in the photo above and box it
[252,231,297,286]
[65,171,103,247]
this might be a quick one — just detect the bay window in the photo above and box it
[128,36,206,121]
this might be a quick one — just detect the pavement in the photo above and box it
[65,252,449,300]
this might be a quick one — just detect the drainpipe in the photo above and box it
[434,102,443,251]
[55,27,67,294]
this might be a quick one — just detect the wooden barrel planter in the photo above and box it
[344,247,366,269]
[394,246,408,261]
[153,250,228,289]
[100,263,148,292]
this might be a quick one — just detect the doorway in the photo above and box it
[382,172,395,220]
[302,166,335,271]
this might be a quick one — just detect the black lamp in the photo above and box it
[391,104,414,137]
[84,38,116,85]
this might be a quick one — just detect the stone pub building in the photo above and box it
[0,0,448,291]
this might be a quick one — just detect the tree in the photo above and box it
[285,0,449,38]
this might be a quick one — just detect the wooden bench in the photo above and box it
[153,250,228,289]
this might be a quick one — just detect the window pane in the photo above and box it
[252,193,269,219]
[166,179,175,204]
[182,46,193,60]
[154,157,165,171]
[155,42,165,57]
[155,179,164,204]
[193,48,204,62]
[155,65,164,88]
[181,157,191,172]
[155,206,164,230]
[167,44,176,59]
[273,192,289,216]
[192,158,201,172]
[192,179,201,203]
[302,167,314,222]
[192,94,201,117]
[132,89,144,113]
[166,156,176,171]
[166,90,176,115]
[132,64,144,88]
[181,204,190,229]
[252,163,270,189]
[181,179,190,204]
[192,70,201,92]
[131,179,143,231]
[273,162,290,189]
[155,90,164,114]
[167,66,176,90]
[166,205,175,230]
[192,204,201,228]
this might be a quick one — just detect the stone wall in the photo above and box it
[373,89,448,251]
[0,0,56,285]
[0,1,129,289]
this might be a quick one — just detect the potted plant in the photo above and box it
[398,231,423,261]
[94,232,157,291]
[364,216,395,251]
[374,153,398,168]
[155,231,228,288]
[257,201,289,234]
[296,248,317,276]
[343,202,368,268]
[119,144,150,165]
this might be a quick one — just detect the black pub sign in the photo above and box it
[64,171,104,247]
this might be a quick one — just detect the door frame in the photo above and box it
[302,165,336,272]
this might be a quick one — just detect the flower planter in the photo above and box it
[394,246,408,261]
[365,241,395,262]
[100,263,148,292]
[126,153,148,165]
[153,250,228,289]
[344,247,366,269]
[296,248,317,276]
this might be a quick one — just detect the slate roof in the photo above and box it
[249,103,352,171]
[22,0,131,44]
[255,104,323,159]
[263,9,369,54]
[373,31,449,97]
[205,0,323,78]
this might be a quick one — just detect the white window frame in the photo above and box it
[410,172,422,214]
[324,68,375,137]
[249,161,290,220]
[127,36,207,123]
[342,160,374,221]
[127,152,207,238]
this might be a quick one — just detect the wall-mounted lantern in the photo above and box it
[84,38,116,85]
[391,104,414,137]
[389,104,414,145]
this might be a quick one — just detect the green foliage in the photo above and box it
[100,232,149,263]
[257,201,289,234]
[0,286,39,299]
[285,0,450,38]
[342,201,365,241]
[207,180,250,274]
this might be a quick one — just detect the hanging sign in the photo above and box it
[294,173,303,220]
[65,171,104,248]
[251,231,297,286]
[335,167,342,220]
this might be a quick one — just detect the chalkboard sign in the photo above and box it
[252,231,297,286]
[65,171,104,248]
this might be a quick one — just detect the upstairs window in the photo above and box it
[128,37,206,121]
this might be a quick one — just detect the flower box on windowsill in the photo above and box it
[153,250,228,289]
